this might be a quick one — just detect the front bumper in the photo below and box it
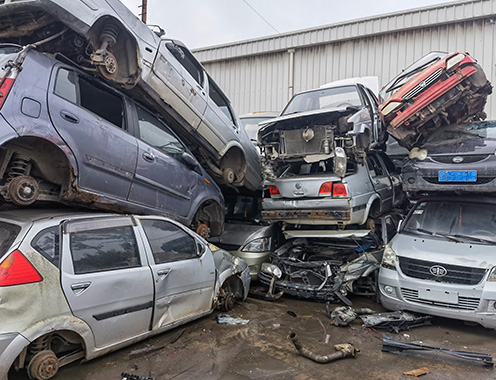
[234,250,270,281]
[379,266,496,329]
[0,332,30,378]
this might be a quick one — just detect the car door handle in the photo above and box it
[142,151,155,162]
[60,110,79,124]
[71,282,91,295]
[157,268,171,278]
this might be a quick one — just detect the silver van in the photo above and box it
[379,197,496,329]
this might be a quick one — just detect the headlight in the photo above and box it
[488,267,496,282]
[446,53,465,71]
[261,263,282,278]
[242,237,271,252]
[208,243,221,252]
[381,101,402,116]
[381,242,397,270]
[409,147,428,161]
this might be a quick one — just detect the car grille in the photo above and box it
[399,257,487,285]
[214,243,241,251]
[401,288,480,310]
[422,176,494,185]
[403,67,444,100]
[430,154,490,164]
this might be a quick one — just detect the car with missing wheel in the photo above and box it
[0,0,262,191]
[379,51,492,150]
[401,121,496,197]
[379,197,496,329]
[0,44,225,238]
[0,209,250,380]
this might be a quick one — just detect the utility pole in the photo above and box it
[140,0,147,24]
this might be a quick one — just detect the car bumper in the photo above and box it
[379,266,496,329]
[402,168,496,194]
[240,265,251,300]
[234,250,270,281]
[0,332,30,378]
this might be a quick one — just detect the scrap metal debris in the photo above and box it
[326,305,375,327]
[289,332,359,363]
[360,311,432,333]
[403,367,430,377]
[215,314,249,325]
[121,373,155,380]
[382,335,494,366]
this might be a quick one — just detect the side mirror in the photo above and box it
[182,152,198,170]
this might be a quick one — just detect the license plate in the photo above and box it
[438,170,476,182]
[418,287,458,304]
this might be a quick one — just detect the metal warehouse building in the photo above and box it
[193,0,496,118]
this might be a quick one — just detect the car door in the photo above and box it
[377,151,404,207]
[128,104,200,217]
[360,85,384,146]
[366,152,393,212]
[136,217,216,330]
[152,40,208,130]
[60,216,154,348]
[47,66,138,199]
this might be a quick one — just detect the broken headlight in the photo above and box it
[409,147,428,161]
[381,242,397,270]
[242,237,271,252]
[333,147,347,178]
[381,101,402,116]
[446,53,465,71]
[261,263,282,278]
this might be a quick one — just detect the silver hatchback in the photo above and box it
[0,209,250,380]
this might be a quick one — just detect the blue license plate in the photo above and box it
[438,170,477,182]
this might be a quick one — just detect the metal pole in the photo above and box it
[141,0,148,24]
[288,49,295,100]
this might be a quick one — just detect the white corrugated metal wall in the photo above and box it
[193,0,496,118]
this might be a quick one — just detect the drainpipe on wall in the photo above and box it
[288,49,295,100]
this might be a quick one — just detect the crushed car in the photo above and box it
[401,121,496,197]
[379,51,492,149]
[0,0,262,191]
[0,44,224,237]
[0,209,250,380]
[258,213,402,305]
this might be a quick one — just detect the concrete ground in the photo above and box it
[12,293,496,380]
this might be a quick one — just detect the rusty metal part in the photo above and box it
[289,332,358,363]
[97,51,118,79]
[27,350,59,380]
[261,209,351,221]
[8,175,39,206]
[196,223,210,239]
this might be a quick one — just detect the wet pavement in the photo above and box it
[13,293,496,380]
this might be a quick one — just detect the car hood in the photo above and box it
[210,221,274,246]
[393,233,495,269]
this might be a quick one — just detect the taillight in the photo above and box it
[333,183,348,197]
[0,250,42,287]
[319,182,333,196]
[269,185,280,196]
[0,77,14,109]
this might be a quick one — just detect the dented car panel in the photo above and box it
[0,45,225,237]
[0,210,249,379]
[401,121,496,196]
[379,51,492,149]
[0,0,262,191]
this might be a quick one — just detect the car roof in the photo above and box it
[0,207,119,224]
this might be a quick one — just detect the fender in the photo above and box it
[361,193,381,225]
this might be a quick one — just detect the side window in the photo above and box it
[141,219,197,264]
[54,68,124,128]
[358,86,373,114]
[378,152,397,174]
[32,226,60,268]
[70,226,140,274]
[136,106,185,157]
[366,88,379,109]
[209,80,236,125]
[166,43,204,86]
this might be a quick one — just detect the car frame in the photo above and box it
[0,209,250,380]
[379,51,492,149]
[0,0,262,190]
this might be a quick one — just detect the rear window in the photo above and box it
[0,221,21,257]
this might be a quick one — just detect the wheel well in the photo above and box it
[222,275,245,299]
[88,16,140,88]
[192,200,224,237]
[221,146,246,183]
[369,199,381,218]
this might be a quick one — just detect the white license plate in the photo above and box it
[418,287,458,304]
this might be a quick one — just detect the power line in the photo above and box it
[241,0,280,34]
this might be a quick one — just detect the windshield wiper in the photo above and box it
[452,233,496,245]
[410,228,462,242]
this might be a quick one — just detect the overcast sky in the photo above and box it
[119,0,456,49]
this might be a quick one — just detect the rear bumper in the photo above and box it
[0,332,30,378]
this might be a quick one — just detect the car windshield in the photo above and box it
[379,52,448,103]
[403,201,496,244]
[0,221,21,256]
[423,121,496,146]
[281,86,362,116]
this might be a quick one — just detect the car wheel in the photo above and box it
[8,175,39,206]
[221,291,235,312]
[27,350,59,380]
[222,167,235,184]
